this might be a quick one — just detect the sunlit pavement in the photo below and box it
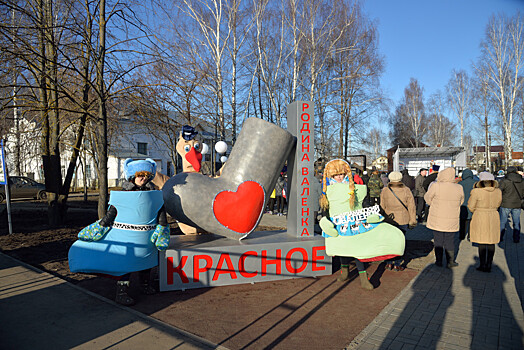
[347,217,524,350]
[0,252,227,350]
[1,209,522,349]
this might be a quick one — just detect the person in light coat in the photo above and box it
[424,167,464,268]
[467,172,502,272]
[380,171,417,271]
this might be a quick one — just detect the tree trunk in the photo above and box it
[96,0,109,218]
[37,0,66,226]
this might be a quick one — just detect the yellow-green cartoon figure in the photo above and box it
[319,159,405,289]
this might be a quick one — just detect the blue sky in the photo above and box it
[363,0,524,104]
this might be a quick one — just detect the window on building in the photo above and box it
[137,142,148,155]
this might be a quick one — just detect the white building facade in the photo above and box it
[4,112,232,189]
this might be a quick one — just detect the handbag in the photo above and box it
[379,208,397,226]
[511,181,524,209]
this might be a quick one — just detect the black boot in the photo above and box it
[116,281,135,306]
[445,250,459,268]
[477,245,487,272]
[139,270,157,295]
[485,246,495,272]
[513,228,520,243]
[435,247,444,267]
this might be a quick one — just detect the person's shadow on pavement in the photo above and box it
[463,258,523,349]
[499,216,523,310]
[377,265,454,350]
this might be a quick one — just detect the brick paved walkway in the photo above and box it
[347,225,524,350]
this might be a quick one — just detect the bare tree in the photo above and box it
[285,0,299,102]
[252,0,287,126]
[178,0,233,140]
[471,65,496,171]
[446,69,470,147]
[427,91,457,147]
[478,12,524,165]
[333,2,383,158]
[393,78,427,147]
[366,126,384,160]
[226,0,255,139]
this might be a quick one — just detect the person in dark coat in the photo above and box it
[423,165,440,192]
[367,170,384,206]
[361,170,370,184]
[401,169,415,192]
[458,169,477,240]
[496,170,505,181]
[274,172,286,216]
[361,170,370,207]
[499,166,524,243]
[414,168,427,223]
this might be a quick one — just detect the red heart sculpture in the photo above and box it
[213,181,265,234]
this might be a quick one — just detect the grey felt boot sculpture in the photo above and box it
[163,118,295,240]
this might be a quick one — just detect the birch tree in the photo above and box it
[478,13,524,165]
[366,126,384,161]
[225,0,256,139]
[427,91,456,147]
[471,66,496,171]
[179,0,232,139]
[333,2,383,158]
[252,0,287,126]
[284,0,302,102]
[446,69,470,147]
[403,78,426,147]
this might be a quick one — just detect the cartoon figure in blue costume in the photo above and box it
[68,158,170,305]
[319,159,405,290]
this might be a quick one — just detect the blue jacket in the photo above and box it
[69,191,164,276]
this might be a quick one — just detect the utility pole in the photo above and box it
[475,142,479,170]
[483,119,491,172]
[488,134,492,172]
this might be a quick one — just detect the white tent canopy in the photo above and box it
[393,147,466,176]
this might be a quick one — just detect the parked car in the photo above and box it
[0,176,47,202]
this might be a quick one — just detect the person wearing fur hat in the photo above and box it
[424,167,464,268]
[69,158,170,306]
[468,171,502,272]
[319,159,374,290]
[380,171,416,271]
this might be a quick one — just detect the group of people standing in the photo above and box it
[360,165,523,274]
[265,171,287,216]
